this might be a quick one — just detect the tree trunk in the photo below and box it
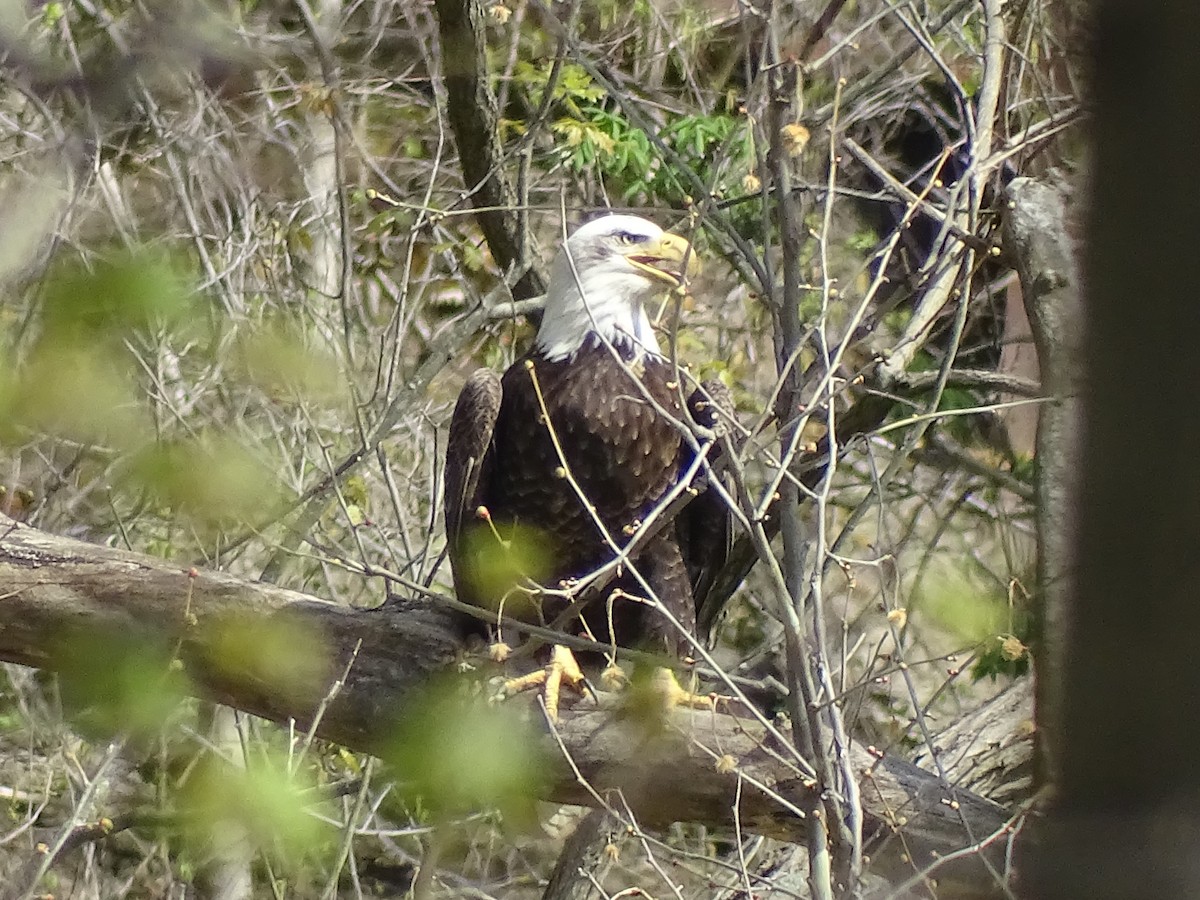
[1027,1,1200,896]
[1002,174,1083,790]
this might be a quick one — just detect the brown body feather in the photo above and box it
[444,336,731,657]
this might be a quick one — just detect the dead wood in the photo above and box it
[0,513,1019,895]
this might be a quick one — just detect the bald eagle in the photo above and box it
[443,215,732,716]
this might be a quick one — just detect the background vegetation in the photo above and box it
[0,0,1079,897]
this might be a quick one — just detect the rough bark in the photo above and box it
[0,513,1020,895]
[924,681,1036,810]
[1001,175,1082,790]
[540,809,618,900]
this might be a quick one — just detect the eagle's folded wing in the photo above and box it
[444,367,502,607]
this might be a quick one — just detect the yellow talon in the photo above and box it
[624,667,721,722]
[601,663,628,692]
[503,645,590,721]
[650,667,716,712]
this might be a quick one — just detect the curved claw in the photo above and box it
[650,667,718,712]
[503,645,592,721]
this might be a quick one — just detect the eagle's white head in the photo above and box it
[535,215,699,361]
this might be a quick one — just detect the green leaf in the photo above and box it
[460,522,553,619]
[126,435,284,528]
[917,560,1007,646]
[385,679,544,823]
[9,342,147,447]
[41,2,64,25]
[55,629,191,741]
[39,249,192,343]
[232,321,343,404]
[179,755,326,860]
[201,613,331,708]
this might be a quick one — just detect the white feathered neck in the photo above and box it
[535,216,666,362]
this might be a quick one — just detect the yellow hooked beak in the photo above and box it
[624,232,701,286]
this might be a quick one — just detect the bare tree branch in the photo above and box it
[540,809,617,900]
[433,0,544,301]
[892,369,1041,399]
[0,513,1015,896]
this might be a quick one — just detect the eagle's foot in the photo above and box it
[600,662,628,692]
[649,667,718,712]
[488,641,511,663]
[503,645,590,722]
[620,666,721,721]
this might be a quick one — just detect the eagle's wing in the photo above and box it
[679,379,737,643]
[444,368,503,606]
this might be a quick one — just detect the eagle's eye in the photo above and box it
[615,231,645,246]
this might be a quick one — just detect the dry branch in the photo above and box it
[433,0,544,301]
[926,681,1036,811]
[0,514,1017,895]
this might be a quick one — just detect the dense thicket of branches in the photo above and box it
[0,1,1078,898]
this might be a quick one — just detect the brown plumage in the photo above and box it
[443,215,734,676]
[445,337,731,658]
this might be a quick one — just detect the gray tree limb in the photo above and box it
[540,809,618,900]
[923,681,1036,810]
[0,513,1017,896]
[1001,175,1082,789]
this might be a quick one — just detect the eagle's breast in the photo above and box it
[490,338,684,575]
